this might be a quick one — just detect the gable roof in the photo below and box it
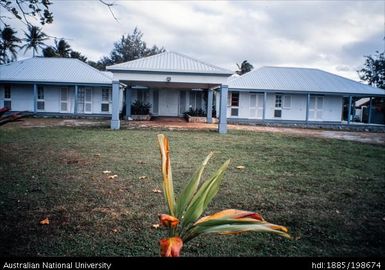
[228,66,385,96]
[0,57,112,85]
[106,51,233,76]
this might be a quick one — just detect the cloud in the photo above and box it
[6,0,384,80]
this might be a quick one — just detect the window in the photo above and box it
[274,95,282,118]
[249,94,264,119]
[228,92,239,117]
[274,110,282,118]
[4,85,11,110]
[283,95,291,109]
[37,86,45,111]
[4,85,11,99]
[275,95,282,108]
[60,88,68,112]
[309,96,324,120]
[101,88,111,113]
[101,104,109,112]
[78,87,92,113]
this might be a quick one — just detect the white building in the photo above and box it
[1,53,385,133]
[0,57,114,116]
[226,66,385,124]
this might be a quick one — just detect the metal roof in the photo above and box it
[106,51,233,75]
[0,57,112,85]
[228,66,385,96]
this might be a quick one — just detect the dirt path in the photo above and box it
[5,118,385,145]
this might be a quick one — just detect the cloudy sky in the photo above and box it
[9,0,385,81]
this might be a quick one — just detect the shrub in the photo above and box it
[184,108,207,117]
[156,134,290,257]
[131,100,152,115]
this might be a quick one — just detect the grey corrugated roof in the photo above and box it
[106,51,233,75]
[228,66,385,96]
[0,57,112,85]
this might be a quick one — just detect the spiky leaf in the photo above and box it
[157,134,176,216]
[175,152,214,219]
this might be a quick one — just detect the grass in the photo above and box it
[0,126,384,257]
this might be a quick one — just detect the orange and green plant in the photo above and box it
[157,134,290,257]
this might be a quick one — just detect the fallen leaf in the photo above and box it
[139,176,147,180]
[152,224,160,229]
[137,160,145,164]
[66,160,79,164]
[108,175,118,179]
[40,218,49,225]
[236,166,246,170]
[336,210,340,214]
[152,189,162,193]
[103,170,112,174]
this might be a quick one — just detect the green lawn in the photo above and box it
[0,126,384,257]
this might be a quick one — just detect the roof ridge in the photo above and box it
[106,51,169,68]
[168,51,232,72]
[106,51,233,74]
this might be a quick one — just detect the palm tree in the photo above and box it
[55,39,71,58]
[22,25,48,57]
[236,60,254,75]
[0,27,22,64]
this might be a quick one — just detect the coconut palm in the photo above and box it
[22,25,48,57]
[236,60,254,75]
[54,39,71,58]
[0,27,22,63]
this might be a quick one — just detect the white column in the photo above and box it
[368,97,372,124]
[111,81,121,129]
[207,89,213,123]
[306,93,310,124]
[33,84,37,113]
[218,85,228,134]
[347,96,352,125]
[74,85,78,114]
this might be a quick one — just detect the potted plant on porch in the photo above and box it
[184,106,218,123]
[131,99,152,121]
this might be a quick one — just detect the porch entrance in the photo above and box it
[159,89,179,116]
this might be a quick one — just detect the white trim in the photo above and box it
[101,87,111,113]
[227,91,239,117]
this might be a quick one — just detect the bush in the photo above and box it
[184,108,207,117]
[131,100,152,115]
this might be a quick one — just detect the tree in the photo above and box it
[42,39,88,62]
[236,60,254,75]
[358,51,385,90]
[0,0,53,27]
[358,50,385,123]
[42,45,57,57]
[0,27,22,64]
[0,0,116,63]
[21,25,48,57]
[54,39,71,58]
[96,27,165,70]
[1,0,115,27]
[70,51,87,62]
